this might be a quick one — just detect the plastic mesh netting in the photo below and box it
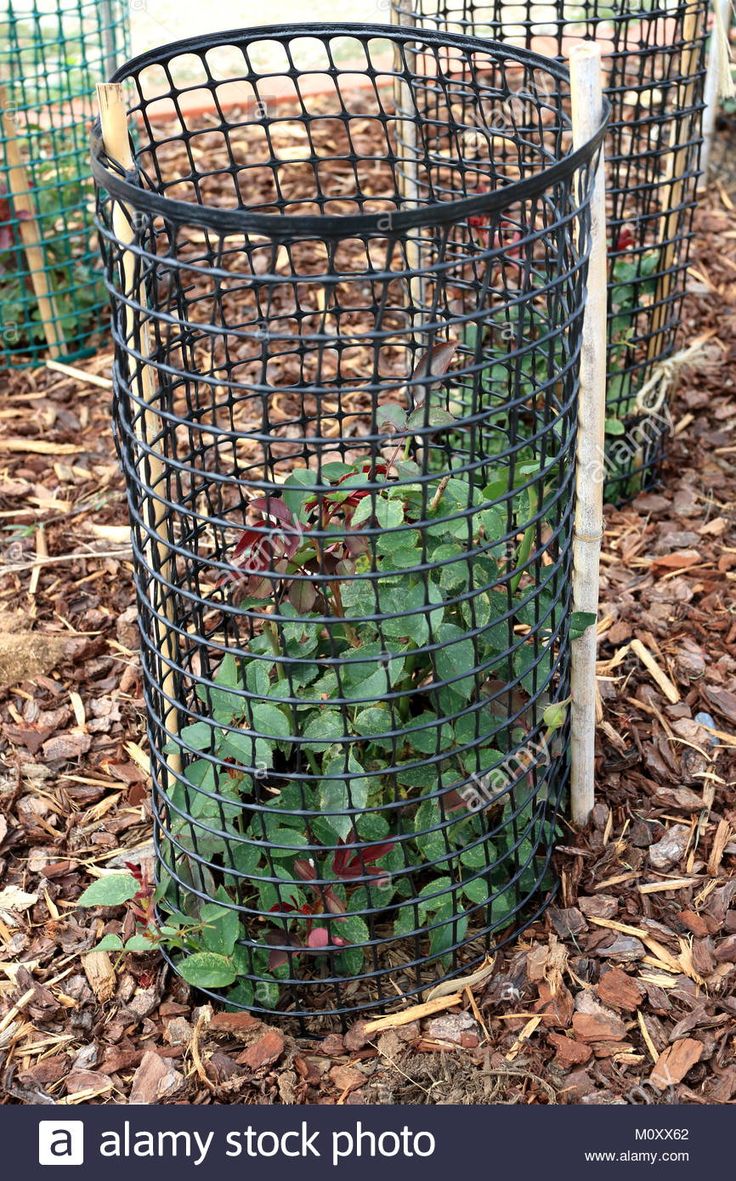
[92,24,606,1022]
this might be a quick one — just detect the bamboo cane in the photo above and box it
[98,0,120,84]
[647,0,708,361]
[391,0,425,337]
[96,82,181,783]
[700,0,734,183]
[0,86,64,358]
[569,44,608,827]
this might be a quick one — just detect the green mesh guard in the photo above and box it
[0,0,129,368]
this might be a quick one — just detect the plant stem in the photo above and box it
[430,475,449,513]
[509,484,542,595]
[265,619,285,680]
[329,580,360,647]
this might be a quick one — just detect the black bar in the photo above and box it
[8,1101,730,1180]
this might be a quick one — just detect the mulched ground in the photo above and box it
[0,117,734,1106]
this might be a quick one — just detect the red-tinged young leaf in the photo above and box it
[266,928,302,970]
[293,858,317,882]
[615,225,635,252]
[323,887,347,915]
[306,927,347,950]
[332,837,396,879]
[306,926,330,949]
[288,579,317,613]
[411,340,458,387]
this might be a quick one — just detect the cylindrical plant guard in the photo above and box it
[92,24,606,1021]
[0,0,129,366]
[393,0,708,501]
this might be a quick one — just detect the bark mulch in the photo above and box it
[0,122,734,1107]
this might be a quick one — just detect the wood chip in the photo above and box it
[638,878,701,895]
[82,950,116,1003]
[587,916,682,974]
[362,992,463,1034]
[650,1038,703,1091]
[505,1015,542,1061]
[0,439,84,455]
[637,1011,660,1064]
[596,967,644,1011]
[630,638,680,704]
[707,818,732,876]
[424,955,495,1001]
[45,359,113,389]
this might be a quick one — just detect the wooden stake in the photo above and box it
[0,87,65,358]
[647,0,708,361]
[569,44,607,827]
[95,82,181,782]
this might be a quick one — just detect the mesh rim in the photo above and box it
[90,21,609,238]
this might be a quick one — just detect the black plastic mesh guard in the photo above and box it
[93,24,606,1023]
[392,0,708,502]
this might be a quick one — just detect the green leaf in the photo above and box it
[430,914,467,961]
[95,933,124,950]
[245,658,273,698]
[322,462,357,481]
[232,841,263,876]
[177,721,214,753]
[335,945,365,977]
[252,702,292,741]
[319,754,369,840]
[350,496,375,528]
[340,579,376,619]
[303,709,344,751]
[220,729,273,771]
[378,540,423,570]
[414,800,449,864]
[393,907,416,937]
[178,951,237,989]
[408,405,457,430]
[196,654,245,722]
[433,622,476,701]
[124,934,155,952]
[220,702,291,770]
[282,468,318,517]
[353,706,391,739]
[336,914,369,945]
[379,580,429,645]
[377,403,407,432]
[340,647,399,699]
[374,496,404,530]
[462,877,491,905]
[266,828,311,857]
[543,696,571,732]
[226,979,255,1008]
[417,876,453,915]
[460,843,493,869]
[403,711,444,754]
[490,892,514,924]
[355,813,391,840]
[605,417,626,437]
[255,979,281,1009]
[478,504,506,542]
[432,544,469,592]
[77,873,140,908]
[570,611,597,641]
[200,899,241,957]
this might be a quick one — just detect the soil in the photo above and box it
[0,115,734,1107]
